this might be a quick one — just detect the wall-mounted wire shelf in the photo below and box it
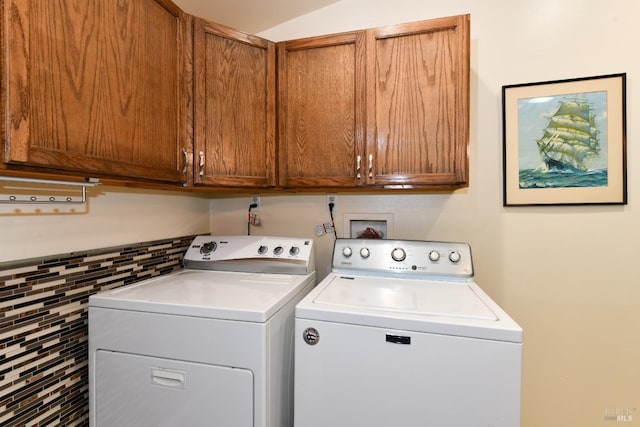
[0,176,101,204]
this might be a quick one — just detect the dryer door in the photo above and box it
[96,350,253,427]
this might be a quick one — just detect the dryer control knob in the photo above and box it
[258,245,268,255]
[200,241,217,254]
[391,248,406,262]
[289,246,300,256]
[428,250,440,262]
[360,248,370,259]
[342,246,353,258]
[274,246,284,256]
[449,251,462,263]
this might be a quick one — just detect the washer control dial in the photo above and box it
[289,246,300,256]
[360,248,370,259]
[391,247,406,262]
[342,246,353,258]
[449,251,462,263]
[273,246,284,256]
[428,250,440,262]
[258,245,268,255]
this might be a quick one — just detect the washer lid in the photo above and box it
[314,275,496,320]
[297,274,522,342]
[89,269,315,322]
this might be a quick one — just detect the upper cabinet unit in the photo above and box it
[192,19,276,187]
[366,15,470,188]
[1,3,469,192]
[277,32,366,188]
[278,15,470,189]
[1,0,188,183]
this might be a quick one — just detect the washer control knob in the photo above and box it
[449,251,462,263]
[258,245,268,255]
[200,241,217,254]
[289,246,300,256]
[428,250,440,262]
[360,247,370,259]
[391,248,406,262]
[342,246,353,258]
[274,246,284,256]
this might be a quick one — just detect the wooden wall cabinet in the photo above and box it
[1,0,187,183]
[1,2,468,192]
[277,32,366,188]
[192,19,276,188]
[278,15,470,189]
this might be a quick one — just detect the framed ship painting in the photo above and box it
[502,73,627,206]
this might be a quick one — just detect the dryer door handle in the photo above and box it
[150,367,187,389]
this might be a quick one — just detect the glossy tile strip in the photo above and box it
[0,236,195,426]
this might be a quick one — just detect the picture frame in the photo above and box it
[502,73,627,206]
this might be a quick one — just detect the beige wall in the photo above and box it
[1,0,637,425]
[0,186,211,261]
[209,1,636,426]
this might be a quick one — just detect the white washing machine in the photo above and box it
[88,235,316,427]
[295,238,522,427]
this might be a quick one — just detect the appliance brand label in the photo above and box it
[303,327,320,345]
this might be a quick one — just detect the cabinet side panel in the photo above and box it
[3,0,30,162]
[136,0,180,169]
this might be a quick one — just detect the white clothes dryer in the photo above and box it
[295,238,522,427]
[89,235,316,427]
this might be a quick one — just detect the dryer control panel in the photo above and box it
[184,235,315,275]
[332,238,472,279]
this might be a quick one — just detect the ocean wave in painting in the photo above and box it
[519,168,608,189]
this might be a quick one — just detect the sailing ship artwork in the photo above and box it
[517,91,608,189]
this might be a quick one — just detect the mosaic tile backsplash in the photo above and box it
[0,235,196,426]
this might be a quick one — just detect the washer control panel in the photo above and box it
[184,235,314,274]
[332,238,472,278]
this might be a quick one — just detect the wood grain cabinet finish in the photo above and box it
[277,31,366,188]
[1,0,187,183]
[278,14,470,189]
[193,19,276,187]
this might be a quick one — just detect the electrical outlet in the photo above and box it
[250,195,261,210]
[326,194,337,212]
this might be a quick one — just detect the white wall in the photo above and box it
[0,186,210,261]
[213,1,640,426]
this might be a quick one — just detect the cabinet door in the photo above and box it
[1,0,187,183]
[277,32,366,188]
[193,19,276,187]
[366,15,470,187]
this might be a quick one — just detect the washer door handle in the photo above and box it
[386,334,411,345]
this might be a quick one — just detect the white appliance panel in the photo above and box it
[96,351,253,427]
[89,307,266,369]
[90,269,314,322]
[294,238,522,426]
[314,274,497,319]
[294,318,522,427]
[297,272,521,342]
[89,235,317,427]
